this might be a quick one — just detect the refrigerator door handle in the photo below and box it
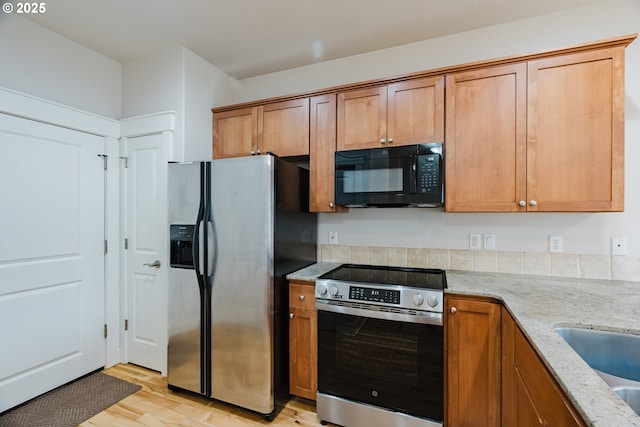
[206,220,215,277]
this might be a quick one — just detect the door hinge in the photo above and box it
[104,240,108,254]
[124,238,128,250]
[97,154,108,170]
[120,156,128,168]
[104,324,108,338]
[124,319,129,331]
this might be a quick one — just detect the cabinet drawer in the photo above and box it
[289,282,316,310]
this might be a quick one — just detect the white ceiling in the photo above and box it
[22,0,605,79]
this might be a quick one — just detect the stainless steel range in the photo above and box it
[315,264,446,427]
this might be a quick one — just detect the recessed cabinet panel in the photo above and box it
[527,47,624,212]
[387,77,444,146]
[258,98,310,157]
[445,64,527,212]
[213,107,257,159]
[289,280,317,400]
[446,296,502,427]
[337,86,387,151]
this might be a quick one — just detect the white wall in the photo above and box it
[233,0,640,258]
[184,48,239,160]
[121,46,239,161]
[0,15,121,118]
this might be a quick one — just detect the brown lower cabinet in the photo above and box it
[288,280,317,400]
[446,295,502,427]
[501,307,587,427]
[445,295,587,427]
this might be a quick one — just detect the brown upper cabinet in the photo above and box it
[309,94,346,213]
[213,98,310,159]
[445,46,626,212]
[336,77,445,151]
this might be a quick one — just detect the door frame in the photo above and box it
[0,87,121,369]
[120,111,175,375]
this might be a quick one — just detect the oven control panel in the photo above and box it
[315,280,443,313]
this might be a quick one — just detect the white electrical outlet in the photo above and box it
[612,237,628,256]
[469,233,481,250]
[549,236,563,253]
[329,231,338,245]
[483,234,496,250]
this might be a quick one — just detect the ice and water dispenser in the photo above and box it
[169,224,195,269]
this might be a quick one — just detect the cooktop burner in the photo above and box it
[319,263,447,291]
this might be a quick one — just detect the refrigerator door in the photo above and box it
[167,162,208,395]
[209,156,275,414]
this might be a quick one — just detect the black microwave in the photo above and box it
[335,143,444,208]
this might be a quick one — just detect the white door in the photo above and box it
[124,133,167,373]
[0,113,105,412]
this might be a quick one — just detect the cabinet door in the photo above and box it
[527,47,625,212]
[446,296,501,427]
[213,107,257,159]
[387,76,444,146]
[502,308,586,427]
[289,281,317,400]
[445,64,527,212]
[337,86,387,150]
[310,94,345,213]
[258,98,310,157]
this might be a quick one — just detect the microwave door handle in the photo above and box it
[410,162,417,194]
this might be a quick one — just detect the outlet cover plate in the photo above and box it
[550,236,563,253]
[612,237,627,256]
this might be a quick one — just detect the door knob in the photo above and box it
[143,260,161,268]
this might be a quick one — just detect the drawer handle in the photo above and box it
[289,313,294,319]
[299,295,305,301]
[450,307,457,314]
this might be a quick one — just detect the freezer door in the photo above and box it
[167,162,206,394]
[209,156,275,414]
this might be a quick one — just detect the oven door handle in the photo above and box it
[316,302,443,326]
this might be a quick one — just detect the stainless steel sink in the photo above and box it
[555,327,640,382]
[555,326,640,416]
[614,387,640,416]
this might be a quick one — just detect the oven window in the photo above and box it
[318,310,443,421]
[341,168,403,193]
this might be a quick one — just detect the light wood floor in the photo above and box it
[81,364,332,427]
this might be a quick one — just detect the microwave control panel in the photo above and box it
[417,154,441,195]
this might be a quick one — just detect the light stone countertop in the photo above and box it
[287,263,640,426]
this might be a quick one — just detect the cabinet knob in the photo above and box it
[250,150,256,155]
[387,137,393,144]
[379,138,386,145]
[450,306,457,314]
[329,202,334,208]
[289,313,294,319]
[256,150,262,155]
[299,295,305,301]
[519,200,526,207]
[529,200,537,207]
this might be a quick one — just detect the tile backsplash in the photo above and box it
[321,244,640,282]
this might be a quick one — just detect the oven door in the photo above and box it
[335,145,418,207]
[317,304,444,422]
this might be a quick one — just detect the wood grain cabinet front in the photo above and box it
[445,46,625,212]
[213,99,310,159]
[288,280,317,400]
[337,76,444,151]
[445,295,502,427]
[502,307,587,427]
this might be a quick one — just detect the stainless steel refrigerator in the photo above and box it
[167,155,317,420]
